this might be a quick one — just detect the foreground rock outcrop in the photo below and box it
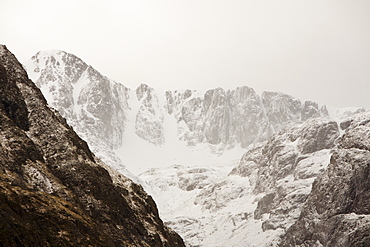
[0,45,184,246]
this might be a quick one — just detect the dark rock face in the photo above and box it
[0,45,184,246]
[0,60,29,131]
[280,113,370,247]
[254,192,276,220]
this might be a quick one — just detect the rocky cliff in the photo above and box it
[162,87,328,150]
[135,84,165,146]
[24,50,329,172]
[0,45,184,246]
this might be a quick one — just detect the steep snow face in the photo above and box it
[24,50,130,176]
[138,118,341,246]
[25,50,83,118]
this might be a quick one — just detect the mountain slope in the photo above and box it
[140,111,370,246]
[0,45,185,246]
[139,117,341,246]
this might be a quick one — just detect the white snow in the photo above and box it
[72,67,89,112]
[139,160,286,246]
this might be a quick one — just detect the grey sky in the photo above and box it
[1,0,370,108]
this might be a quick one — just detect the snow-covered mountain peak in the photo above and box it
[30,49,68,62]
[25,50,88,86]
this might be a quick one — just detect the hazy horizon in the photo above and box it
[2,0,370,109]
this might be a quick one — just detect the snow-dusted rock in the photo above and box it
[262,91,302,130]
[135,84,165,145]
[280,112,370,247]
[233,119,339,234]
[139,162,266,247]
[301,100,328,121]
[165,87,328,151]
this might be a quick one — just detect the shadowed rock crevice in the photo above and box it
[0,63,29,130]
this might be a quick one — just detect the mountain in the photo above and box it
[0,45,185,246]
[23,49,370,246]
[24,50,328,174]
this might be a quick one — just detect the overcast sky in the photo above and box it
[1,0,370,108]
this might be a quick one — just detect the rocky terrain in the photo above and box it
[0,45,185,246]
